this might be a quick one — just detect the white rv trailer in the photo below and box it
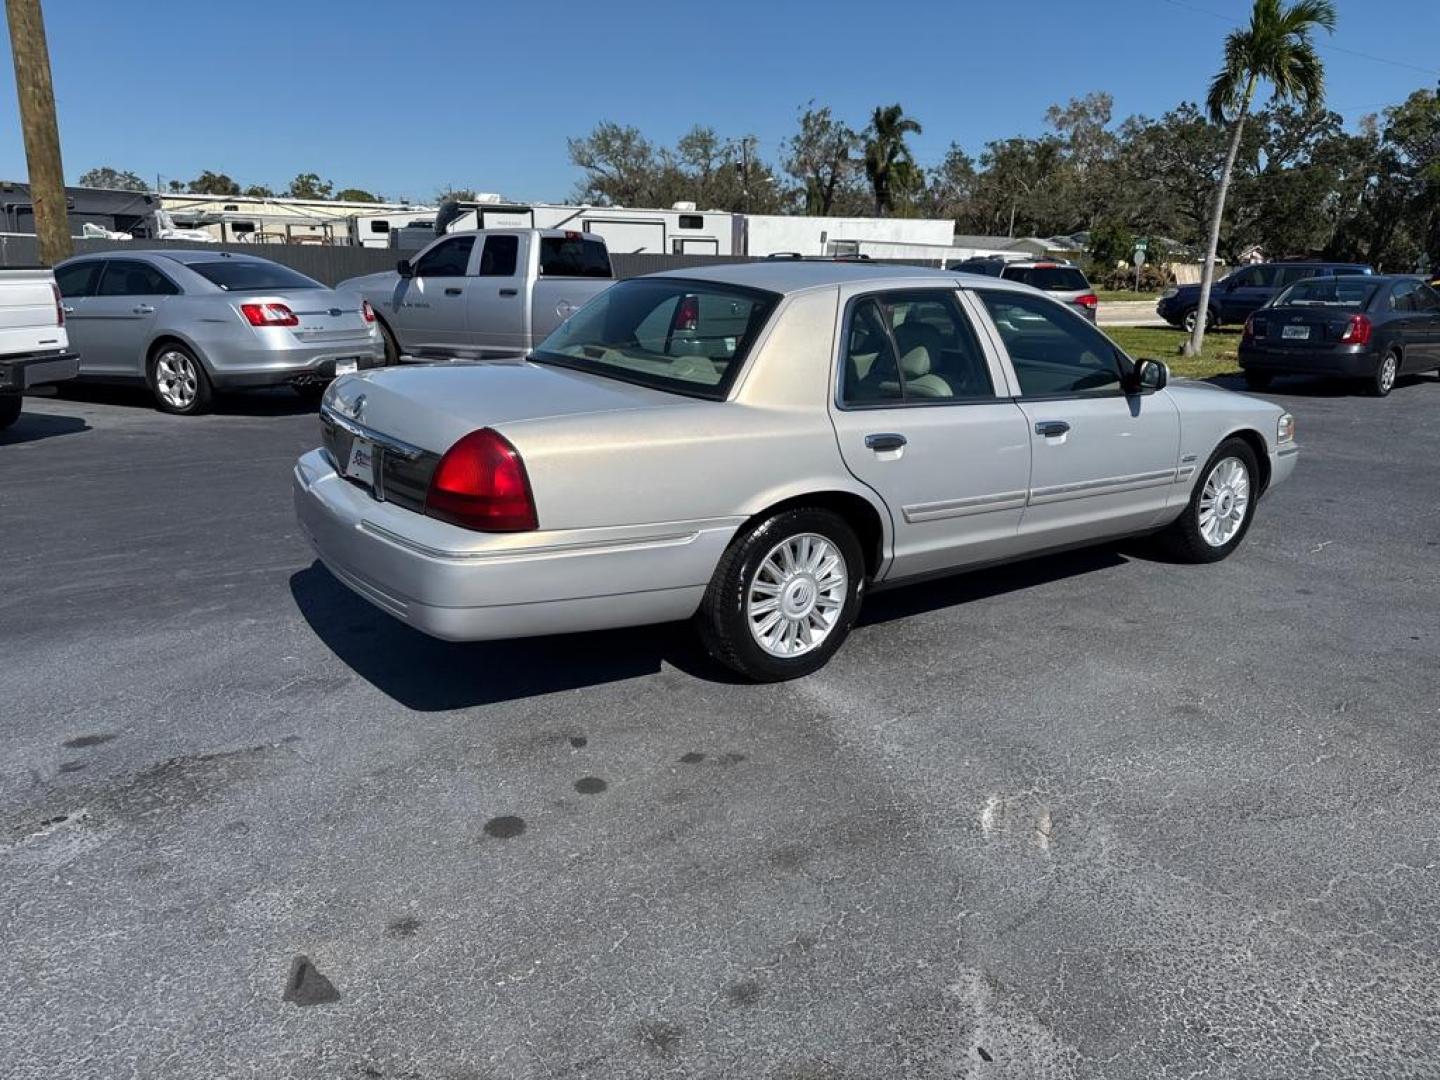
[435,199,736,255]
[736,214,957,257]
[349,209,438,248]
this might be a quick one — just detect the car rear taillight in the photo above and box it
[1339,313,1372,345]
[1243,314,1255,340]
[52,283,63,326]
[424,428,537,532]
[361,299,376,323]
[240,302,298,327]
[675,294,699,332]
[1075,293,1098,309]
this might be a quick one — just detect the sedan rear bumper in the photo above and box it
[292,448,735,641]
[210,342,386,389]
[1238,342,1378,378]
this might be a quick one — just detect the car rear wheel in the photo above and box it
[1158,438,1260,564]
[1182,307,1217,334]
[1366,350,1399,398]
[696,507,864,682]
[148,343,213,415]
[0,393,21,431]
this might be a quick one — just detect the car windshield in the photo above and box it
[187,260,323,291]
[1274,278,1378,308]
[1002,266,1090,291]
[531,278,778,400]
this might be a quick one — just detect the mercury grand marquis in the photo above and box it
[294,261,1298,681]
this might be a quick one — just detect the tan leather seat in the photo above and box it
[891,323,953,398]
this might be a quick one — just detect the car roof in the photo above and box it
[63,249,277,266]
[645,259,1011,295]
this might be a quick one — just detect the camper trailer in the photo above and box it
[434,198,736,255]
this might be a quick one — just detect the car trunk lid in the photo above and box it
[237,289,373,343]
[1249,305,1358,348]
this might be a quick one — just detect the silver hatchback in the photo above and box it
[55,251,385,414]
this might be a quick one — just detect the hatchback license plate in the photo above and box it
[1282,325,1310,340]
[344,435,375,488]
[335,357,359,376]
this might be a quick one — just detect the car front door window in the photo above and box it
[974,290,1123,397]
[413,237,475,278]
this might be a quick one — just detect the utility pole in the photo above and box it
[6,0,70,264]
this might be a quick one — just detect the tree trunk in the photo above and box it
[5,0,70,265]
[1185,76,1257,357]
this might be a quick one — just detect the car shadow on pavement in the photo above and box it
[0,410,90,445]
[293,548,1130,708]
[54,382,317,417]
[289,562,744,710]
[1205,372,1438,397]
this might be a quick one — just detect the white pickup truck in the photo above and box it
[0,266,80,431]
[337,229,614,362]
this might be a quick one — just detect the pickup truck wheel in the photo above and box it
[148,344,213,415]
[696,508,864,682]
[1157,438,1259,564]
[0,393,21,431]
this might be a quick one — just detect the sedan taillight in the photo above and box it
[52,283,64,326]
[1075,293,1098,309]
[361,299,376,324]
[425,428,538,532]
[1339,313,1372,345]
[240,302,298,327]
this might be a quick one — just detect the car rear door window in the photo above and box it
[1389,280,1419,312]
[413,236,475,277]
[56,261,102,298]
[477,234,519,276]
[94,260,180,297]
[1415,284,1440,312]
[841,299,905,405]
[977,289,1122,397]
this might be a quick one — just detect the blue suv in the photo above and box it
[1157,261,1373,332]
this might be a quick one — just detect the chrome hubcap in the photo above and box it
[1380,355,1396,393]
[746,532,848,658]
[155,351,198,409]
[1198,456,1250,548]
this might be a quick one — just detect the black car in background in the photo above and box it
[1238,275,1440,397]
[1158,260,1373,332]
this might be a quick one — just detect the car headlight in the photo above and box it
[1277,412,1295,444]
[1161,286,1179,299]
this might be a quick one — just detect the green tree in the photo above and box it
[782,102,861,216]
[1186,0,1336,357]
[435,187,478,203]
[568,122,661,206]
[336,188,380,203]
[187,170,240,196]
[77,166,147,191]
[863,104,922,215]
[286,173,333,200]
[242,184,275,199]
[924,142,977,223]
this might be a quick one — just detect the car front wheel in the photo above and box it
[696,507,865,682]
[1158,438,1260,563]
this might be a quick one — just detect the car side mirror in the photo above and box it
[1133,358,1168,393]
[396,259,413,279]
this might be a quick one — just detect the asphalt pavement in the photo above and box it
[2,372,1438,1079]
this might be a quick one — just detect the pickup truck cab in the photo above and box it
[338,229,614,362]
[0,266,79,431]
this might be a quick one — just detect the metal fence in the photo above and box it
[0,234,943,285]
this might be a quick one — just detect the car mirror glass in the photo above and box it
[1134,358,1168,393]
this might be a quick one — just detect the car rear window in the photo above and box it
[539,236,612,278]
[532,278,777,399]
[187,260,323,291]
[1274,277,1378,309]
[1001,266,1090,291]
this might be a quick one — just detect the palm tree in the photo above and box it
[864,105,922,216]
[1185,0,1336,356]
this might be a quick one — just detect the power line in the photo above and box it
[1159,0,1440,77]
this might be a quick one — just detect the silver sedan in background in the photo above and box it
[296,261,1297,681]
[54,251,385,414]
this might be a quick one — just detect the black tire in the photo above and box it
[1365,349,1399,398]
[1182,307,1218,334]
[377,318,401,365]
[147,342,213,415]
[1157,437,1261,564]
[696,507,865,682]
[1243,370,1273,391]
[0,393,21,431]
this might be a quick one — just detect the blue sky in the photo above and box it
[2,0,1436,204]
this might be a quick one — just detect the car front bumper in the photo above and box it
[1238,342,1378,378]
[292,448,736,641]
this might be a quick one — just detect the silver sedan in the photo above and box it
[295,261,1298,681]
[55,250,385,414]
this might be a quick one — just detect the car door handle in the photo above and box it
[133,304,154,315]
[62,304,75,314]
[864,432,907,452]
[498,288,518,297]
[1035,420,1071,437]
[444,287,463,296]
